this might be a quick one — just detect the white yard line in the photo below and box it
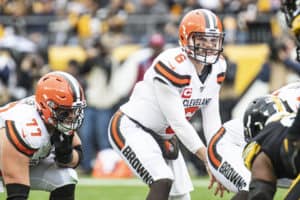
[78,178,209,187]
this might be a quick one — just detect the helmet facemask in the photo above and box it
[47,100,86,135]
[243,95,287,142]
[244,112,268,142]
[185,32,224,65]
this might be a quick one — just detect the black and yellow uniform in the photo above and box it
[242,112,300,199]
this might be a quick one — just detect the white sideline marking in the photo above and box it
[78,178,209,187]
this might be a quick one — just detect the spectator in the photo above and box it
[78,39,121,175]
[135,33,165,83]
[134,0,168,15]
[66,59,86,90]
[17,53,49,97]
[0,50,24,102]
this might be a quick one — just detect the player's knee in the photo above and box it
[147,178,173,200]
[248,179,276,200]
[49,184,75,200]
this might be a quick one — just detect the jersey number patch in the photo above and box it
[25,118,42,137]
[175,53,186,63]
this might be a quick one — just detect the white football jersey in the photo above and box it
[121,47,226,141]
[222,118,246,147]
[207,118,250,192]
[0,96,52,165]
[272,81,300,112]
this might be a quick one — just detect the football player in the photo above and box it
[207,93,291,194]
[233,98,300,200]
[108,9,226,200]
[0,71,86,200]
[233,1,300,198]
[207,81,300,198]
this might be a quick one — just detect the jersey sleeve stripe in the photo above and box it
[110,111,125,150]
[207,127,225,169]
[217,72,225,84]
[285,174,300,199]
[5,120,37,157]
[154,61,191,87]
[243,142,261,170]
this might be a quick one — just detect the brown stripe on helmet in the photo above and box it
[201,10,210,29]
[211,13,217,29]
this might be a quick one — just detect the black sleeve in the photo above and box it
[6,183,30,200]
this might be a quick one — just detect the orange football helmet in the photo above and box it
[35,71,86,135]
[179,9,225,64]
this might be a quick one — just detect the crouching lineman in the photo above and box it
[0,71,86,200]
[109,8,227,200]
[207,94,288,193]
[207,81,300,198]
[230,100,300,199]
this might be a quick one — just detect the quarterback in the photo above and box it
[0,71,86,200]
[109,9,226,200]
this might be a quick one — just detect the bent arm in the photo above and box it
[201,93,222,142]
[153,79,205,159]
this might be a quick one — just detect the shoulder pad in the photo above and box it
[152,48,192,88]
[242,141,261,170]
[213,59,227,84]
[4,104,47,157]
[266,112,293,126]
[154,60,191,87]
[5,120,39,157]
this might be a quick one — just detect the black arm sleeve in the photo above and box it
[6,183,30,200]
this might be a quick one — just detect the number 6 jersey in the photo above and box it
[120,47,227,152]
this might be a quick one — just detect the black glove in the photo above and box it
[51,131,74,166]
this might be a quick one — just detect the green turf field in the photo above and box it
[0,177,288,200]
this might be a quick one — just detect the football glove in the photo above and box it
[51,131,74,166]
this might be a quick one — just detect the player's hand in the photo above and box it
[51,131,74,166]
[206,161,229,197]
[208,174,229,197]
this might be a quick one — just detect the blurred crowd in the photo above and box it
[0,0,300,177]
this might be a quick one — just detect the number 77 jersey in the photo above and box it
[0,96,52,163]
